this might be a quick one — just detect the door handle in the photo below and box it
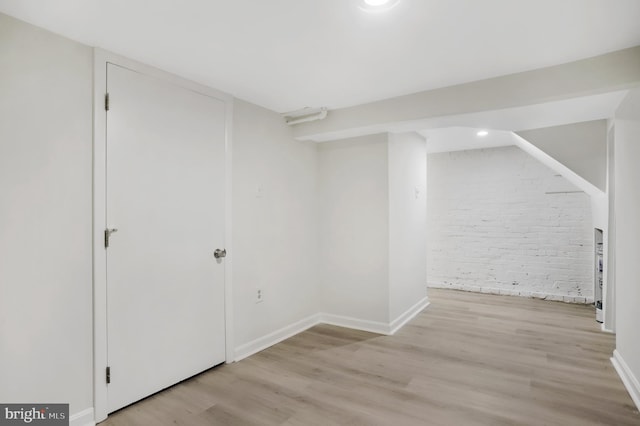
[214,249,227,259]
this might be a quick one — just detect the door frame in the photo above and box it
[92,49,235,423]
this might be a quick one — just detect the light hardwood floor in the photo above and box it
[102,289,640,425]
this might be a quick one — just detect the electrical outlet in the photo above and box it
[256,288,263,303]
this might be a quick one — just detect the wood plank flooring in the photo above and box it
[102,289,640,425]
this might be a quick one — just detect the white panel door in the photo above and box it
[106,63,226,413]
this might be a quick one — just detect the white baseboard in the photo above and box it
[70,408,95,426]
[611,349,640,411]
[320,313,391,335]
[601,324,615,334]
[234,313,321,362]
[234,300,431,362]
[389,297,430,335]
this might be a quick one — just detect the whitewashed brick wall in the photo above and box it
[427,146,594,303]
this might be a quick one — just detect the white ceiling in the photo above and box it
[1,0,639,113]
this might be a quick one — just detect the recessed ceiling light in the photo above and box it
[359,0,400,13]
[477,130,489,137]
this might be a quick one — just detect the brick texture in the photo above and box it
[427,146,593,303]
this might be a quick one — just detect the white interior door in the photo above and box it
[106,63,226,413]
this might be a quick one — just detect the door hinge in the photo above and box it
[105,93,110,111]
[106,366,111,384]
[104,228,118,248]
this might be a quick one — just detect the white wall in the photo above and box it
[427,146,593,302]
[517,120,607,191]
[0,14,430,421]
[0,13,93,417]
[318,134,390,323]
[0,12,325,416]
[232,99,320,352]
[613,87,640,403]
[388,133,427,321]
